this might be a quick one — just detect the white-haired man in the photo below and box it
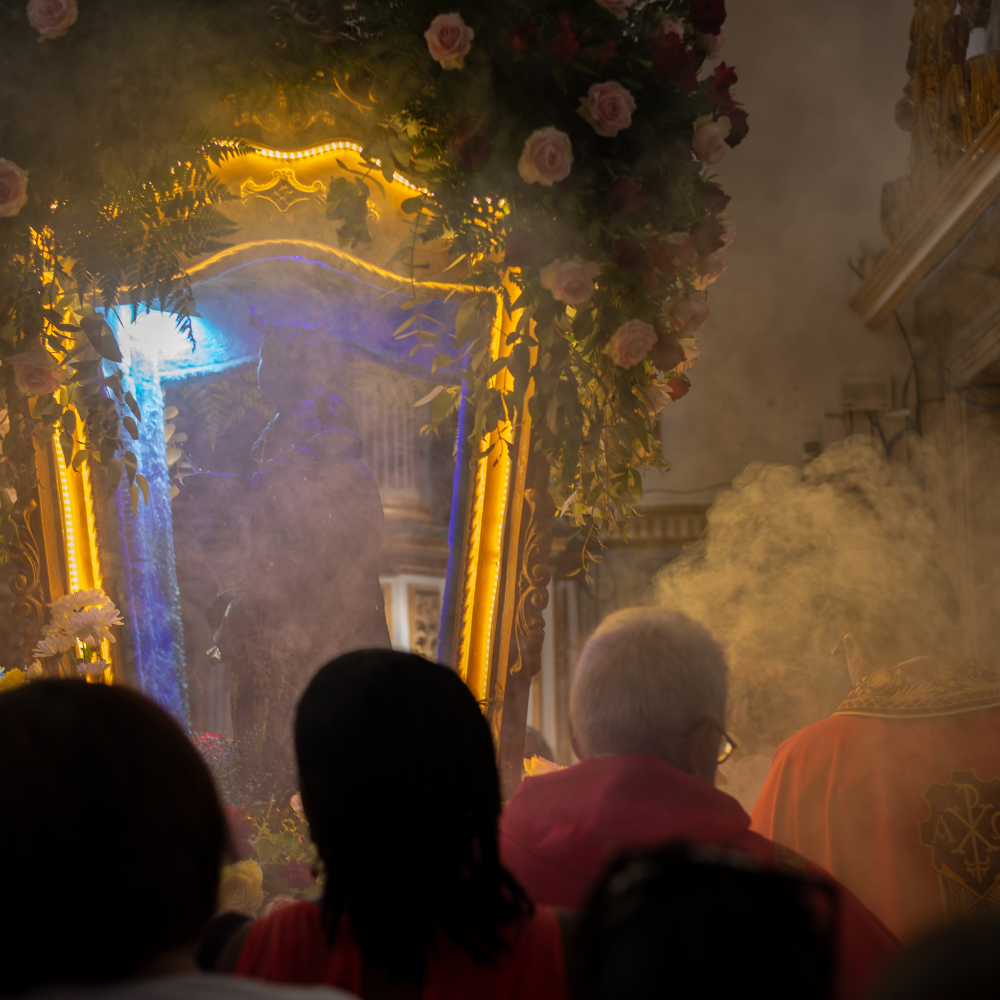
[499,607,898,1000]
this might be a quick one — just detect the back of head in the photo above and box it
[570,608,728,758]
[571,843,833,1000]
[295,649,531,986]
[872,916,1000,1000]
[0,680,227,995]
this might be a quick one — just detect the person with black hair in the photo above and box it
[0,679,353,1000]
[232,649,567,1000]
[571,843,835,1000]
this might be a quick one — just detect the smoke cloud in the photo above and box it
[655,437,960,754]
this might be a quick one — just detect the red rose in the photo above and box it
[454,126,492,167]
[667,376,690,400]
[648,333,685,372]
[510,17,539,53]
[279,861,317,890]
[645,236,677,280]
[225,806,255,861]
[609,177,646,215]
[592,40,617,70]
[549,13,579,65]
[725,108,749,148]
[690,0,726,36]
[651,34,699,93]
[699,182,731,217]
[690,218,725,256]
[504,229,537,268]
[707,63,738,109]
[614,236,649,277]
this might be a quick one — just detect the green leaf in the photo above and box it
[135,474,149,506]
[431,354,452,373]
[130,482,139,518]
[123,415,139,440]
[125,391,141,422]
[72,450,88,471]
[400,196,425,214]
[256,838,278,863]
[105,458,123,492]
[122,450,137,483]
[454,296,484,350]
[80,317,124,363]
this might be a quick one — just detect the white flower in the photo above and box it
[27,0,77,39]
[641,382,672,415]
[4,489,15,506]
[594,0,634,20]
[650,17,684,42]
[33,633,75,658]
[704,25,725,57]
[691,252,727,290]
[665,293,711,335]
[578,81,636,138]
[605,319,657,369]
[77,658,110,677]
[720,219,736,250]
[675,338,701,373]
[691,115,732,165]
[66,605,124,647]
[26,660,45,680]
[49,588,110,623]
[424,12,475,70]
[539,257,601,305]
[0,160,29,218]
[517,127,573,187]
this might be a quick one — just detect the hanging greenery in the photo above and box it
[0,0,744,559]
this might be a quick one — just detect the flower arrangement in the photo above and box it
[31,588,123,675]
[217,790,320,916]
[317,0,746,541]
[0,0,745,572]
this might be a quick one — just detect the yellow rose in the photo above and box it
[218,859,264,917]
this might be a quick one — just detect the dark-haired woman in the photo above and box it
[232,650,568,1000]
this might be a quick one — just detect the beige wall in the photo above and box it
[645,0,915,502]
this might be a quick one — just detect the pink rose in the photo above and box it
[692,116,732,165]
[693,252,727,289]
[27,0,77,39]
[539,257,601,305]
[7,352,69,396]
[578,81,636,138]
[665,294,711,335]
[606,319,657,369]
[518,127,573,186]
[424,12,475,70]
[595,0,634,20]
[0,160,28,218]
[650,17,684,42]
[675,338,701,373]
[705,25,725,57]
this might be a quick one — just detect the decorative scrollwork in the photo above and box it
[9,495,44,664]
[511,451,554,679]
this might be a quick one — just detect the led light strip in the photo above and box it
[54,442,81,594]
[221,138,434,197]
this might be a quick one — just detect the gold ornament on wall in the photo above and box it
[240,168,326,213]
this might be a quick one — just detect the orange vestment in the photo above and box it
[752,656,1000,941]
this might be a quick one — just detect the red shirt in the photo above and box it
[235,900,567,1000]
[751,710,1000,941]
[499,753,898,1000]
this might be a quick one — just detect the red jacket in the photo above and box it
[235,900,567,1000]
[499,753,897,1000]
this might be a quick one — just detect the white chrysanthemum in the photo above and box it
[33,633,75,657]
[65,605,124,647]
[26,660,44,680]
[77,658,110,677]
[49,588,108,622]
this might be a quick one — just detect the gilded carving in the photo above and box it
[511,451,554,680]
[240,168,326,213]
[9,494,45,665]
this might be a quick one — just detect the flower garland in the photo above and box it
[0,0,745,575]
[322,0,746,538]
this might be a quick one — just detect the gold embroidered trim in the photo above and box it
[833,656,1000,720]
